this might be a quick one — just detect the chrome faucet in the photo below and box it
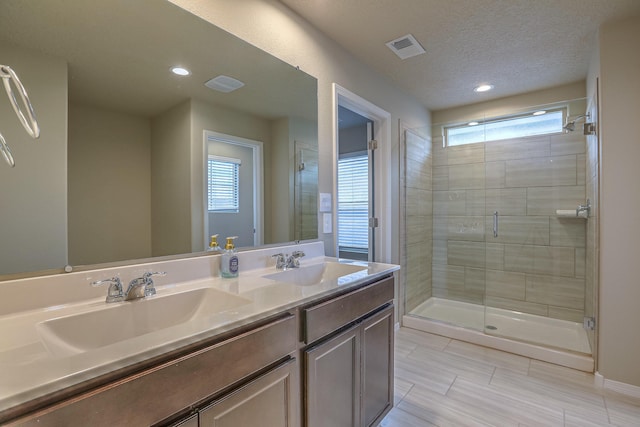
[124,271,166,301]
[272,251,305,270]
[91,277,124,303]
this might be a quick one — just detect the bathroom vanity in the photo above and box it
[0,242,397,426]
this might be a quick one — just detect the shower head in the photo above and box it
[563,113,590,132]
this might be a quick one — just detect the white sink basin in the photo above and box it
[36,288,252,356]
[263,261,368,286]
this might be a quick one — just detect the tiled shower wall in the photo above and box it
[404,131,433,313]
[432,132,588,322]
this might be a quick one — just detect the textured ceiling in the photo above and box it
[278,0,640,110]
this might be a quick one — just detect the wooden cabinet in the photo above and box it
[305,325,361,427]
[361,306,394,427]
[199,358,298,427]
[302,276,395,427]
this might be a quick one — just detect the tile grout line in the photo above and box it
[444,375,458,396]
[602,394,613,425]
[489,366,497,385]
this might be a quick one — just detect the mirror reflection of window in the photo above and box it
[208,156,240,213]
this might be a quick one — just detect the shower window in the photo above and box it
[445,109,564,146]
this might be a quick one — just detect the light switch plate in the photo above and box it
[319,193,332,212]
[322,213,332,234]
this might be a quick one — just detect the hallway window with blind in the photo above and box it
[207,156,240,213]
[337,155,368,253]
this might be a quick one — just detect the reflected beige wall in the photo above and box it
[68,104,152,265]
[0,43,68,275]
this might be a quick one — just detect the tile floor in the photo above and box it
[380,327,640,426]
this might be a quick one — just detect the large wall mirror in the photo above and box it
[0,0,318,279]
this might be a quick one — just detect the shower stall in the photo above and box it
[401,97,599,371]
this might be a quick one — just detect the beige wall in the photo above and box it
[0,43,68,275]
[169,0,432,260]
[593,15,640,387]
[68,104,152,265]
[432,81,586,126]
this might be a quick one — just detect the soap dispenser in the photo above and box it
[207,234,222,253]
[220,236,239,278]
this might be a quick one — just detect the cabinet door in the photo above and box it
[361,305,394,427]
[305,326,361,427]
[199,358,298,427]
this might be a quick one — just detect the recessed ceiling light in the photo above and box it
[170,66,190,76]
[468,121,479,126]
[474,84,493,93]
[533,110,547,116]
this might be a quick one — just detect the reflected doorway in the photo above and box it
[204,130,263,248]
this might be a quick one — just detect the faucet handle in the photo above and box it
[142,271,166,296]
[91,277,124,303]
[272,253,286,269]
[143,271,166,280]
[291,250,305,259]
[286,251,305,269]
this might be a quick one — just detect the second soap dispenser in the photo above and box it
[207,234,222,253]
[220,236,239,278]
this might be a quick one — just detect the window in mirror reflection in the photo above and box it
[208,156,240,213]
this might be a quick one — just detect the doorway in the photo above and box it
[337,106,373,261]
[333,84,392,263]
[203,130,263,248]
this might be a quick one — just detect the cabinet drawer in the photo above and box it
[11,314,297,427]
[303,276,394,344]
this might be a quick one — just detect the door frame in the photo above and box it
[203,130,264,248]
[332,84,392,263]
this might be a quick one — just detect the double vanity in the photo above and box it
[0,242,398,426]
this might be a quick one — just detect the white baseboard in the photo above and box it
[594,371,605,388]
[602,375,640,399]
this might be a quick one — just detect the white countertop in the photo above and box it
[0,242,398,415]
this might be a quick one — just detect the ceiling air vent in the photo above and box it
[205,75,245,93]
[385,34,425,60]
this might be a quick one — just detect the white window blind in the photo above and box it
[208,156,240,212]
[337,155,368,251]
[446,109,564,146]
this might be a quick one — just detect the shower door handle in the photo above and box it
[493,211,498,238]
